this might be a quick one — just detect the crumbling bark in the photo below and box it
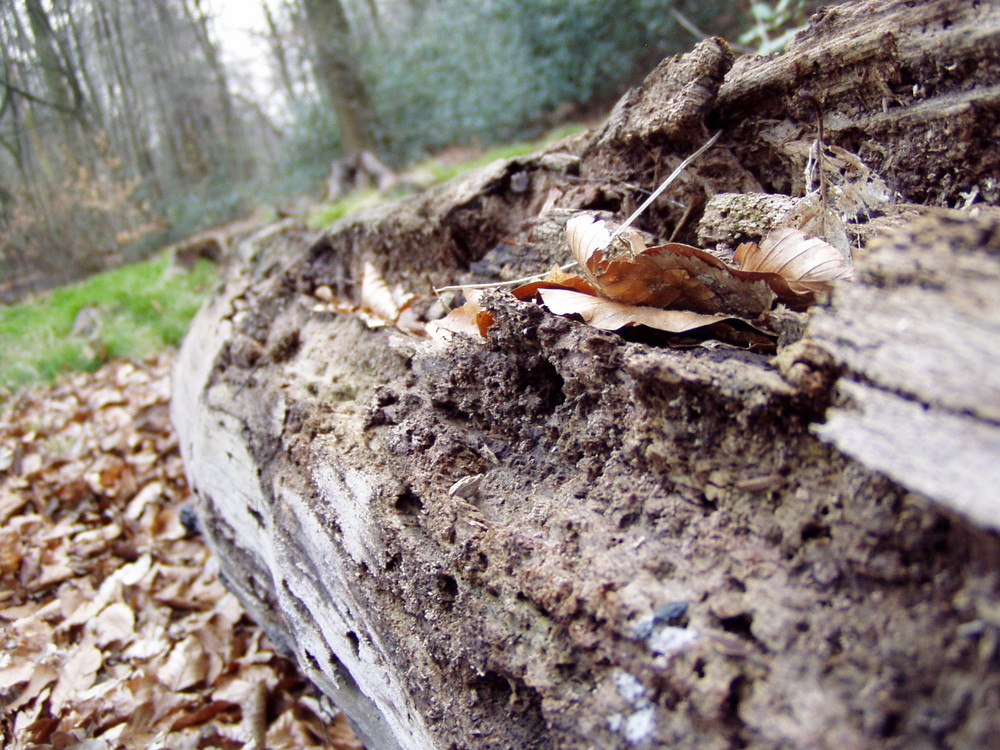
[172,1,1000,748]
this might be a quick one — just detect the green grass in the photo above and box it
[420,123,586,184]
[307,190,383,229]
[0,254,218,397]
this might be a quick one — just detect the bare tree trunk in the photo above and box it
[264,2,298,104]
[263,0,299,107]
[94,0,163,201]
[300,0,379,157]
[184,0,251,179]
[24,0,87,145]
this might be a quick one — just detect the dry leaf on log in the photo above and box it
[567,216,723,312]
[566,214,853,313]
[312,262,425,336]
[359,261,416,329]
[734,226,854,294]
[429,184,851,345]
[427,290,495,341]
[494,214,853,346]
[535,287,730,333]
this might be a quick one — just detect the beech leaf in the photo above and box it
[735,226,854,291]
[359,261,401,327]
[536,288,729,333]
[566,214,612,271]
[564,214,771,314]
[428,290,495,340]
[50,643,103,713]
[159,635,208,691]
[564,213,854,316]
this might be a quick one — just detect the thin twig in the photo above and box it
[668,195,702,243]
[608,131,721,243]
[801,95,828,242]
[672,9,755,54]
[434,262,578,294]
[560,175,687,208]
[433,131,723,295]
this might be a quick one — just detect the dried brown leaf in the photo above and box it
[566,213,853,316]
[735,226,853,291]
[168,699,239,732]
[90,602,136,646]
[158,635,208,691]
[428,291,495,340]
[565,215,773,315]
[566,214,612,272]
[359,261,401,326]
[592,243,734,312]
[0,527,22,575]
[536,288,730,333]
[358,261,419,330]
[49,642,102,713]
[5,664,57,712]
[0,661,36,690]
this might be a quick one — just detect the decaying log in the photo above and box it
[172,1,1000,748]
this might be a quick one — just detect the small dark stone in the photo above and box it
[632,619,656,641]
[631,601,690,640]
[653,601,689,626]
[180,506,200,536]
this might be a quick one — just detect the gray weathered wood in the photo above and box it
[808,213,1000,529]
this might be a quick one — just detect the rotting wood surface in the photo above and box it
[172,1,1000,748]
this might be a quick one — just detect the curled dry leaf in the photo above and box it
[565,214,853,315]
[566,216,707,309]
[359,261,415,328]
[427,290,495,340]
[566,213,612,270]
[314,263,425,337]
[734,226,854,293]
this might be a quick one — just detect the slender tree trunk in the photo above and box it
[102,0,163,201]
[185,0,250,179]
[63,0,102,130]
[263,0,299,107]
[24,0,86,147]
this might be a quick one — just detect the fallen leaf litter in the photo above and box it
[0,353,362,750]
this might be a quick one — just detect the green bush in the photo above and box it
[274,101,344,195]
[364,0,684,164]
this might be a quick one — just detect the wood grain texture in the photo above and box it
[808,212,1000,529]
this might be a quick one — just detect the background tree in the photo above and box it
[299,0,379,157]
[0,0,817,300]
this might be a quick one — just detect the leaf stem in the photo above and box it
[433,132,722,295]
[434,262,578,294]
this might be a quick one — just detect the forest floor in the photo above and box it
[0,352,362,749]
